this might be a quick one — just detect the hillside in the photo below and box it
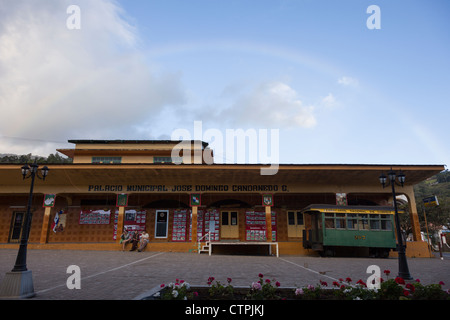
[412,169,450,244]
[0,152,72,164]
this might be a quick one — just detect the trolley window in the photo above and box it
[347,214,358,229]
[335,213,346,229]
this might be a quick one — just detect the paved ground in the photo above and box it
[0,249,449,300]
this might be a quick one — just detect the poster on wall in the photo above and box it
[79,209,111,225]
[245,211,277,241]
[43,194,56,207]
[116,193,128,207]
[190,193,201,206]
[336,193,347,206]
[113,209,147,240]
[51,210,66,233]
[172,209,192,242]
[262,194,273,207]
[197,209,220,241]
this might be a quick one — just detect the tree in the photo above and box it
[413,170,450,247]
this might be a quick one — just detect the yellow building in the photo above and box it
[0,139,444,257]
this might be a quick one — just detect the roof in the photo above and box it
[0,163,444,188]
[68,140,209,148]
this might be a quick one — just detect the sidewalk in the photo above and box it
[0,249,449,300]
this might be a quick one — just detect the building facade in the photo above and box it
[0,140,444,256]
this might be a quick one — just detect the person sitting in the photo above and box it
[129,231,140,251]
[120,229,132,251]
[137,231,149,252]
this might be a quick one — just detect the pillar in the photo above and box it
[116,206,125,243]
[404,187,421,241]
[191,206,198,244]
[40,207,53,244]
[265,206,272,242]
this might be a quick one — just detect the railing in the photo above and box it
[197,232,211,253]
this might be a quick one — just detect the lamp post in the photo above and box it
[0,159,49,298]
[379,168,412,280]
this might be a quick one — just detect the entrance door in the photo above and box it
[221,211,239,239]
[287,211,304,238]
[9,211,25,243]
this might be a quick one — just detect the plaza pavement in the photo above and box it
[0,249,449,300]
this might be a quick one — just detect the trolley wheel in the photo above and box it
[322,246,335,257]
[379,248,390,258]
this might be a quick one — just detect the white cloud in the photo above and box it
[215,81,317,129]
[0,0,186,155]
[337,76,359,87]
[321,93,337,108]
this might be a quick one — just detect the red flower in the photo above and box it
[275,281,281,287]
[439,281,445,286]
[333,281,340,287]
[160,283,165,288]
[345,277,352,283]
[406,283,415,292]
[383,270,390,276]
[403,289,409,296]
[265,279,271,284]
[415,279,421,283]
[258,273,264,278]
[356,279,366,287]
[395,277,405,285]
[227,278,232,283]
[320,280,328,287]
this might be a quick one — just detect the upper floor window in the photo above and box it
[153,156,182,164]
[92,157,122,164]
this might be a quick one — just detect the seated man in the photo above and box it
[129,231,140,251]
[138,231,149,252]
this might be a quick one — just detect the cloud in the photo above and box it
[321,93,337,108]
[337,76,359,87]
[215,81,317,129]
[0,0,186,155]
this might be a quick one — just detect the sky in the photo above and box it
[0,0,449,167]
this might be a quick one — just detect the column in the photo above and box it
[191,206,198,244]
[40,206,53,244]
[405,187,421,241]
[265,206,272,242]
[116,206,125,243]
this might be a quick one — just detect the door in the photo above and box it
[9,211,25,243]
[287,211,304,238]
[221,211,239,239]
[155,210,169,238]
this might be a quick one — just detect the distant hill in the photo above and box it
[413,169,450,244]
[0,152,72,164]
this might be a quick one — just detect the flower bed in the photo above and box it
[147,271,449,300]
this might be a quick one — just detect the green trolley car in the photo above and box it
[302,204,397,258]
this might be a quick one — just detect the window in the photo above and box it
[358,214,369,230]
[335,213,346,229]
[325,213,335,229]
[153,156,182,164]
[347,214,358,229]
[92,157,121,164]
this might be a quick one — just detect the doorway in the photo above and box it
[221,211,239,239]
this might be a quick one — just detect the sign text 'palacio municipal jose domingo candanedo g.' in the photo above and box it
[87,184,289,193]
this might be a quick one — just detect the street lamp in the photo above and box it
[0,159,49,298]
[379,168,412,280]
